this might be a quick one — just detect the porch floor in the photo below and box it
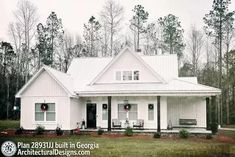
[80,128,211,134]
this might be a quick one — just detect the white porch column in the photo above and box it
[160,97,167,130]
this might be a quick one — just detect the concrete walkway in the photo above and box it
[219,128,235,131]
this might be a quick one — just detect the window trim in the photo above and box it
[102,107,108,121]
[118,103,138,120]
[115,70,140,82]
[123,71,132,81]
[35,103,56,122]
[148,104,155,121]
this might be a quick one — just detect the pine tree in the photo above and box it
[83,16,101,57]
[130,5,149,51]
[158,14,185,59]
[46,12,64,66]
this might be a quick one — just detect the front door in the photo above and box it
[87,103,97,128]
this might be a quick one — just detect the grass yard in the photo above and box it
[219,129,235,139]
[0,120,20,131]
[1,135,235,157]
[0,120,235,157]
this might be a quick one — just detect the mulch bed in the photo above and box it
[1,129,235,144]
[216,135,235,144]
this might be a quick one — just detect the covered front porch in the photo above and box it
[76,95,217,133]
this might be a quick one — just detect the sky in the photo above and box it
[0,0,235,42]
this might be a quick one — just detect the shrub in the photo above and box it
[210,123,218,134]
[55,127,63,136]
[35,125,45,135]
[179,129,189,139]
[97,128,104,135]
[206,134,213,139]
[124,127,133,136]
[153,132,161,138]
[15,127,24,135]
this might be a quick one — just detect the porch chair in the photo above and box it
[133,119,144,129]
[112,119,122,129]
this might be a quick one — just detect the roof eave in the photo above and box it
[76,90,221,97]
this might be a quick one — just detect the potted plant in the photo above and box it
[81,119,86,130]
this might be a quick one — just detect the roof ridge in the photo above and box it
[43,65,71,76]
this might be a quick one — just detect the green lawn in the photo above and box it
[1,135,235,157]
[219,129,235,139]
[0,120,20,131]
[0,120,235,157]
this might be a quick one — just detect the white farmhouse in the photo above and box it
[15,48,221,132]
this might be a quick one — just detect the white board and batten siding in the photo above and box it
[20,71,71,130]
[167,97,206,128]
[70,98,84,129]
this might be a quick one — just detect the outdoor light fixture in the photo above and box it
[13,106,19,111]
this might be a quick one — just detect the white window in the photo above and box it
[115,70,140,81]
[116,71,121,81]
[35,103,56,121]
[118,104,126,120]
[118,104,138,120]
[133,71,139,80]
[129,104,138,120]
[102,109,108,120]
[123,71,132,81]
[148,104,154,120]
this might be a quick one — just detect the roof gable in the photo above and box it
[16,66,74,97]
[90,48,166,85]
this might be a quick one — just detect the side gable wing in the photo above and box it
[15,66,73,97]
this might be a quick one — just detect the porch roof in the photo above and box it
[75,78,221,96]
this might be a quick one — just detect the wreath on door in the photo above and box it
[41,103,48,111]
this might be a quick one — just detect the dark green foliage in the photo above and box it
[158,14,185,58]
[211,123,218,134]
[130,5,149,51]
[153,132,161,138]
[55,127,63,136]
[124,127,133,136]
[36,23,52,66]
[0,41,18,119]
[83,16,101,57]
[97,128,104,135]
[179,129,189,138]
[206,134,213,139]
[46,12,64,66]
[15,127,24,135]
[36,12,64,67]
[204,1,235,125]
[35,125,45,135]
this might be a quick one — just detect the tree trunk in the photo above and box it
[110,26,113,57]
[218,8,223,126]
[226,41,230,124]
[6,75,10,119]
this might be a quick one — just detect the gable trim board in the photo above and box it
[89,47,166,85]
[15,66,74,98]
